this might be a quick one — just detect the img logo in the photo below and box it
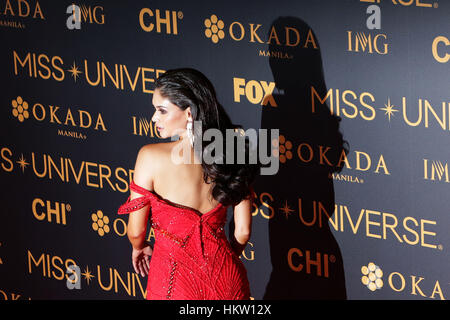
[361,262,383,291]
[66,3,105,30]
[423,159,449,183]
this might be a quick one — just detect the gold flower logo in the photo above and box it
[278,135,293,163]
[91,210,110,237]
[204,14,225,43]
[361,262,383,291]
[12,96,30,122]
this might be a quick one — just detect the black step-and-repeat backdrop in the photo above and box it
[0,0,449,300]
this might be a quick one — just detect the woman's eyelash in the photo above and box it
[153,107,166,114]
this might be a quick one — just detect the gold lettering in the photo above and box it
[410,276,426,297]
[287,248,303,272]
[375,155,390,175]
[337,149,351,169]
[304,29,317,49]
[27,250,45,276]
[318,146,333,166]
[373,34,388,54]
[113,218,127,237]
[355,151,371,171]
[66,158,85,184]
[359,92,376,120]
[311,86,332,114]
[155,9,171,34]
[388,272,405,292]
[64,108,76,126]
[298,198,316,226]
[13,50,32,77]
[402,217,419,245]
[420,219,437,249]
[114,269,131,295]
[51,256,65,280]
[382,212,402,242]
[98,164,115,190]
[97,265,113,291]
[242,242,255,261]
[267,26,281,45]
[249,24,264,43]
[432,36,450,63]
[85,60,101,86]
[285,27,300,47]
[430,281,445,300]
[229,22,245,41]
[49,105,61,124]
[139,8,154,32]
[402,97,422,126]
[1,147,13,172]
[365,210,381,239]
[341,90,358,118]
[259,192,274,219]
[94,113,107,131]
[31,199,49,224]
[85,161,99,187]
[32,1,45,19]
[343,206,365,234]
[297,143,313,162]
[424,99,446,130]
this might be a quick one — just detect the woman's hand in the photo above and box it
[132,243,153,277]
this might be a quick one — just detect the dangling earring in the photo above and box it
[186,118,194,147]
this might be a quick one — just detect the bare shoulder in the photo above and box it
[132,143,166,190]
[233,197,252,212]
[137,142,166,157]
[233,188,254,214]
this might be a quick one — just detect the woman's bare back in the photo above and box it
[150,141,220,215]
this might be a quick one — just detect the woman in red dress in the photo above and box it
[117,68,259,300]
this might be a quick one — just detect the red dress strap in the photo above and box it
[117,180,155,215]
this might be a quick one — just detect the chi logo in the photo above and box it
[361,262,383,291]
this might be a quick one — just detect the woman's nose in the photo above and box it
[151,111,158,123]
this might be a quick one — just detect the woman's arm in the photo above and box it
[127,145,155,250]
[231,192,253,256]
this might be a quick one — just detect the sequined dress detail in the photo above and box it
[117,180,251,300]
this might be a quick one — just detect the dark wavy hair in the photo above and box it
[154,68,261,207]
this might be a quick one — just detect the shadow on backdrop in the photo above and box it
[257,16,349,299]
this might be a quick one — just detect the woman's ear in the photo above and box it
[185,107,192,120]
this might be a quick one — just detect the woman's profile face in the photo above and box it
[151,88,190,139]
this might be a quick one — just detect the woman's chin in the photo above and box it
[157,129,168,139]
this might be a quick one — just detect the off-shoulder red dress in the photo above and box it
[117,180,251,300]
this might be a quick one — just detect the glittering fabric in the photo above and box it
[117,180,251,300]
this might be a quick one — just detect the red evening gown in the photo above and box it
[117,180,251,300]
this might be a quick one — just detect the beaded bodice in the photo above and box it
[117,180,250,300]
